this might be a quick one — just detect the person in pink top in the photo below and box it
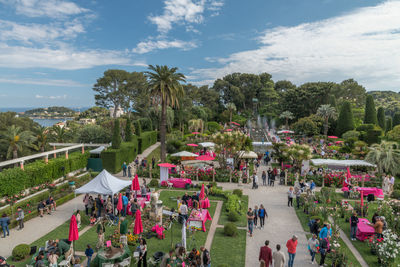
[286,235,298,267]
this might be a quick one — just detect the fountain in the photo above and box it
[149,192,163,225]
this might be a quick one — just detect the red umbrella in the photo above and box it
[328,136,338,139]
[158,163,176,168]
[133,210,143,234]
[196,155,215,161]
[199,184,205,200]
[68,214,79,242]
[131,174,140,191]
[191,132,201,134]
[187,143,199,147]
[117,193,123,212]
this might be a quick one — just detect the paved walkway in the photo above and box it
[220,164,314,267]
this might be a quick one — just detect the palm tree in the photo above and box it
[0,125,34,159]
[52,125,68,143]
[145,65,185,161]
[366,141,400,175]
[279,111,294,129]
[226,102,236,124]
[317,104,337,136]
[188,119,204,133]
[34,126,49,152]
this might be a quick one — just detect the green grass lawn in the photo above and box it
[210,228,246,266]
[218,195,249,227]
[144,145,160,162]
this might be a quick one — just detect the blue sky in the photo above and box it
[0,0,399,108]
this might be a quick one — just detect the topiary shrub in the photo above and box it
[149,179,159,188]
[392,190,400,200]
[227,211,240,222]
[223,222,237,237]
[232,189,243,198]
[12,244,30,261]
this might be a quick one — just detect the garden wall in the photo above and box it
[138,131,157,154]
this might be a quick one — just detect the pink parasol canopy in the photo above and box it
[335,141,344,144]
[230,122,240,126]
[282,130,291,133]
[117,193,123,211]
[199,184,205,200]
[346,167,351,180]
[225,129,233,132]
[191,132,201,134]
[328,136,338,139]
[131,174,140,191]
[133,210,143,234]
[196,155,215,161]
[158,163,176,168]
[68,214,79,241]
[285,136,291,140]
[187,143,199,147]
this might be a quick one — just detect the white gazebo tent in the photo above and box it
[170,151,199,157]
[198,142,215,147]
[158,163,176,184]
[238,151,258,159]
[310,159,376,168]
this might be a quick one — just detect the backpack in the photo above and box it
[203,250,211,264]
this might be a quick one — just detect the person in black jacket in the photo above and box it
[200,246,211,267]
[310,218,320,236]
[350,212,359,241]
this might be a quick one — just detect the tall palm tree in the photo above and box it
[188,119,204,133]
[279,111,294,129]
[366,141,400,175]
[145,65,185,161]
[0,125,34,159]
[317,104,337,136]
[34,126,49,152]
[226,102,236,123]
[52,125,68,143]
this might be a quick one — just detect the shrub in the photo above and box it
[138,131,157,153]
[206,121,221,133]
[166,139,183,154]
[149,179,159,187]
[101,138,138,173]
[226,194,240,213]
[227,211,240,222]
[12,244,30,261]
[133,120,142,136]
[111,119,122,149]
[392,190,400,200]
[223,223,237,237]
[232,189,243,198]
[342,130,360,140]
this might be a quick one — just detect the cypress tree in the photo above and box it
[125,118,133,142]
[377,107,385,130]
[336,101,355,137]
[393,112,400,127]
[328,95,338,110]
[134,120,142,136]
[364,95,377,124]
[112,119,122,149]
[386,116,392,133]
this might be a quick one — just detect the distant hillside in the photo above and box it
[369,91,400,117]
[25,106,76,116]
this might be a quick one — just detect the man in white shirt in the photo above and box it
[252,174,258,189]
[179,200,188,221]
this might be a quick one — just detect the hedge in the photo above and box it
[138,131,158,154]
[0,152,89,197]
[101,137,138,173]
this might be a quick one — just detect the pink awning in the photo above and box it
[158,163,176,168]
[328,136,338,139]
[196,155,215,161]
[187,143,199,147]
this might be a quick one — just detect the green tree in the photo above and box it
[292,117,319,136]
[133,120,142,137]
[93,69,130,118]
[125,118,133,141]
[386,117,392,133]
[279,111,294,129]
[77,125,111,143]
[145,65,185,162]
[226,102,236,123]
[364,95,377,124]
[111,119,122,149]
[377,107,385,130]
[336,101,355,136]
[333,79,366,107]
[51,125,69,143]
[328,95,338,110]
[0,125,34,159]
[393,112,400,127]
[317,104,337,136]
[33,126,49,152]
[387,125,400,142]
[366,141,400,175]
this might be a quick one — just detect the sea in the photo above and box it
[33,118,73,127]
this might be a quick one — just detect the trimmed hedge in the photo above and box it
[138,131,157,154]
[0,152,89,196]
[12,244,30,261]
[101,137,138,173]
[223,222,238,237]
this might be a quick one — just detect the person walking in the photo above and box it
[295,188,301,209]
[272,244,285,267]
[350,212,359,241]
[83,193,90,216]
[122,162,127,177]
[259,240,272,267]
[247,207,255,237]
[128,164,132,178]
[262,171,267,186]
[286,235,298,267]
[0,213,10,238]
[319,224,332,239]
[85,244,94,267]
[200,246,211,267]
[267,168,272,186]
[254,205,259,228]
[252,174,259,189]
[308,234,319,264]
[16,206,24,230]
[319,237,330,267]
[287,187,294,207]
[122,193,129,217]
[258,204,267,229]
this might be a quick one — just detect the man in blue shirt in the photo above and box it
[309,180,316,191]
[319,224,332,240]
[122,193,129,216]
[85,244,94,267]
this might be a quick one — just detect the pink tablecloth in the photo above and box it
[126,197,147,215]
[188,209,212,232]
[356,187,384,198]
[200,198,210,209]
[168,178,192,188]
[356,218,375,241]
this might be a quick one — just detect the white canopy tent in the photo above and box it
[252,142,273,146]
[75,169,131,195]
[277,130,294,134]
[198,142,215,147]
[170,151,199,157]
[238,151,258,159]
[89,146,106,155]
[310,159,376,168]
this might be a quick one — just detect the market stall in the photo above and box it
[187,209,212,232]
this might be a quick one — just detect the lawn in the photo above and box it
[218,195,249,227]
[144,145,160,162]
[210,228,246,266]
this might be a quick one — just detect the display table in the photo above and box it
[127,197,147,215]
[93,245,131,266]
[356,187,384,198]
[200,198,210,209]
[188,209,212,232]
[356,218,375,241]
[168,178,192,188]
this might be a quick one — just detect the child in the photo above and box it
[76,210,81,228]
[90,215,96,226]
[16,207,24,230]
[48,251,59,267]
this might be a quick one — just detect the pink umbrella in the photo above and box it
[346,167,351,180]
[230,122,240,126]
[131,174,140,191]
[328,136,338,139]
[191,132,201,134]
[335,141,344,144]
[117,193,123,212]
[187,143,199,147]
[158,163,176,168]
[196,155,215,161]
[133,210,143,234]
[225,129,233,132]
[199,184,205,200]
[282,130,291,133]
[68,214,79,242]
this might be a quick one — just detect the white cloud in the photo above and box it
[192,0,400,91]
[0,0,89,18]
[0,77,88,87]
[133,39,197,54]
[35,94,67,99]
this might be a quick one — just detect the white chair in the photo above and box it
[58,253,72,267]
[167,182,173,188]
[120,257,131,267]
